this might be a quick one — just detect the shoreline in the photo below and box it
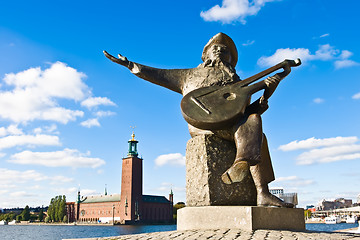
[336,227,360,233]
[4,222,177,227]
[5,222,119,226]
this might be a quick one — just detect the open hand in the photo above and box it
[103,50,130,67]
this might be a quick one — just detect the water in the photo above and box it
[306,222,359,232]
[0,224,176,240]
[0,223,358,240]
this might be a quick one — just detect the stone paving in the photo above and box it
[65,229,360,240]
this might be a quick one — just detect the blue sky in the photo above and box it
[0,0,359,209]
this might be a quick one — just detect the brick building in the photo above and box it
[66,133,173,224]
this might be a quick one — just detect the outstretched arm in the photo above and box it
[104,51,185,94]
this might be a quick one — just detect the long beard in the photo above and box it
[203,58,236,73]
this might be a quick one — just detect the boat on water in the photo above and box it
[0,220,8,225]
[346,216,358,224]
[325,216,341,224]
[8,220,16,225]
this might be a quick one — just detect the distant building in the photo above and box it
[317,198,353,210]
[269,187,298,207]
[66,133,173,224]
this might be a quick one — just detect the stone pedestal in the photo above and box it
[185,134,257,206]
[177,206,305,231]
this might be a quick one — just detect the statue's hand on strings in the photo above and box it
[261,74,281,104]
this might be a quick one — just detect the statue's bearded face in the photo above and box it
[206,44,232,64]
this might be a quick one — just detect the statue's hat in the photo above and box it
[202,32,238,68]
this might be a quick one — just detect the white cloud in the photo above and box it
[50,175,74,184]
[334,59,360,69]
[81,189,98,196]
[242,40,255,46]
[313,98,324,104]
[0,190,9,195]
[258,48,312,67]
[10,191,37,198]
[257,44,359,69]
[80,111,116,128]
[0,134,61,150]
[274,176,298,182]
[314,44,339,61]
[55,187,78,196]
[32,124,58,135]
[3,62,87,100]
[200,0,278,24]
[154,153,185,167]
[58,187,99,199]
[0,124,23,137]
[297,145,360,165]
[153,182,185,193]
[8,148,105,168]
[95,111,116,117]
[320,33,330,38]
[279,136,360,165]
[0,168,48,185]
[80,118,100,128]
[0,168,74,188]
[29,185,42,190]
[340,50,353,59]
[272,176,315,187]
[0,62,87,124]
[279,136,358,151]
[353,92,360,99]
[81,97,116,109]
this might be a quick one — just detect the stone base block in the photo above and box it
[185,135,257,206]
[177,206,305,231]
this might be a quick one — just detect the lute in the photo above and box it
[181,59,301,130]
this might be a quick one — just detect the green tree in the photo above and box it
[44,216,50,223]
[1,212,16,221]
[173,202,186,221]
[47,195,67,222]
[48,198,55,222]
[59,195,66,221]
[21,205,31,221]
[63,215,68,223]
[16,215,22,222]
[304,209,312,219]
[38,209,44,222]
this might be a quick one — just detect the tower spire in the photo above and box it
[127,130,139,157]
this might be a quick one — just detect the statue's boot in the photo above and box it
[221,159,251,184]
[257,190,294,208]
[249,163,294,208]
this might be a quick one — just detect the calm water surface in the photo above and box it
[0,224,176,240]
[0,223,358,240]
[306,222,359,232]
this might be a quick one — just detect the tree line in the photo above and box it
[0,195,66,223]
[0,205,44,222]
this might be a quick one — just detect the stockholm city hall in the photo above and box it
[66,133,174,224]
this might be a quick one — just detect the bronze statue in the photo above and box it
[104,33,301,207]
